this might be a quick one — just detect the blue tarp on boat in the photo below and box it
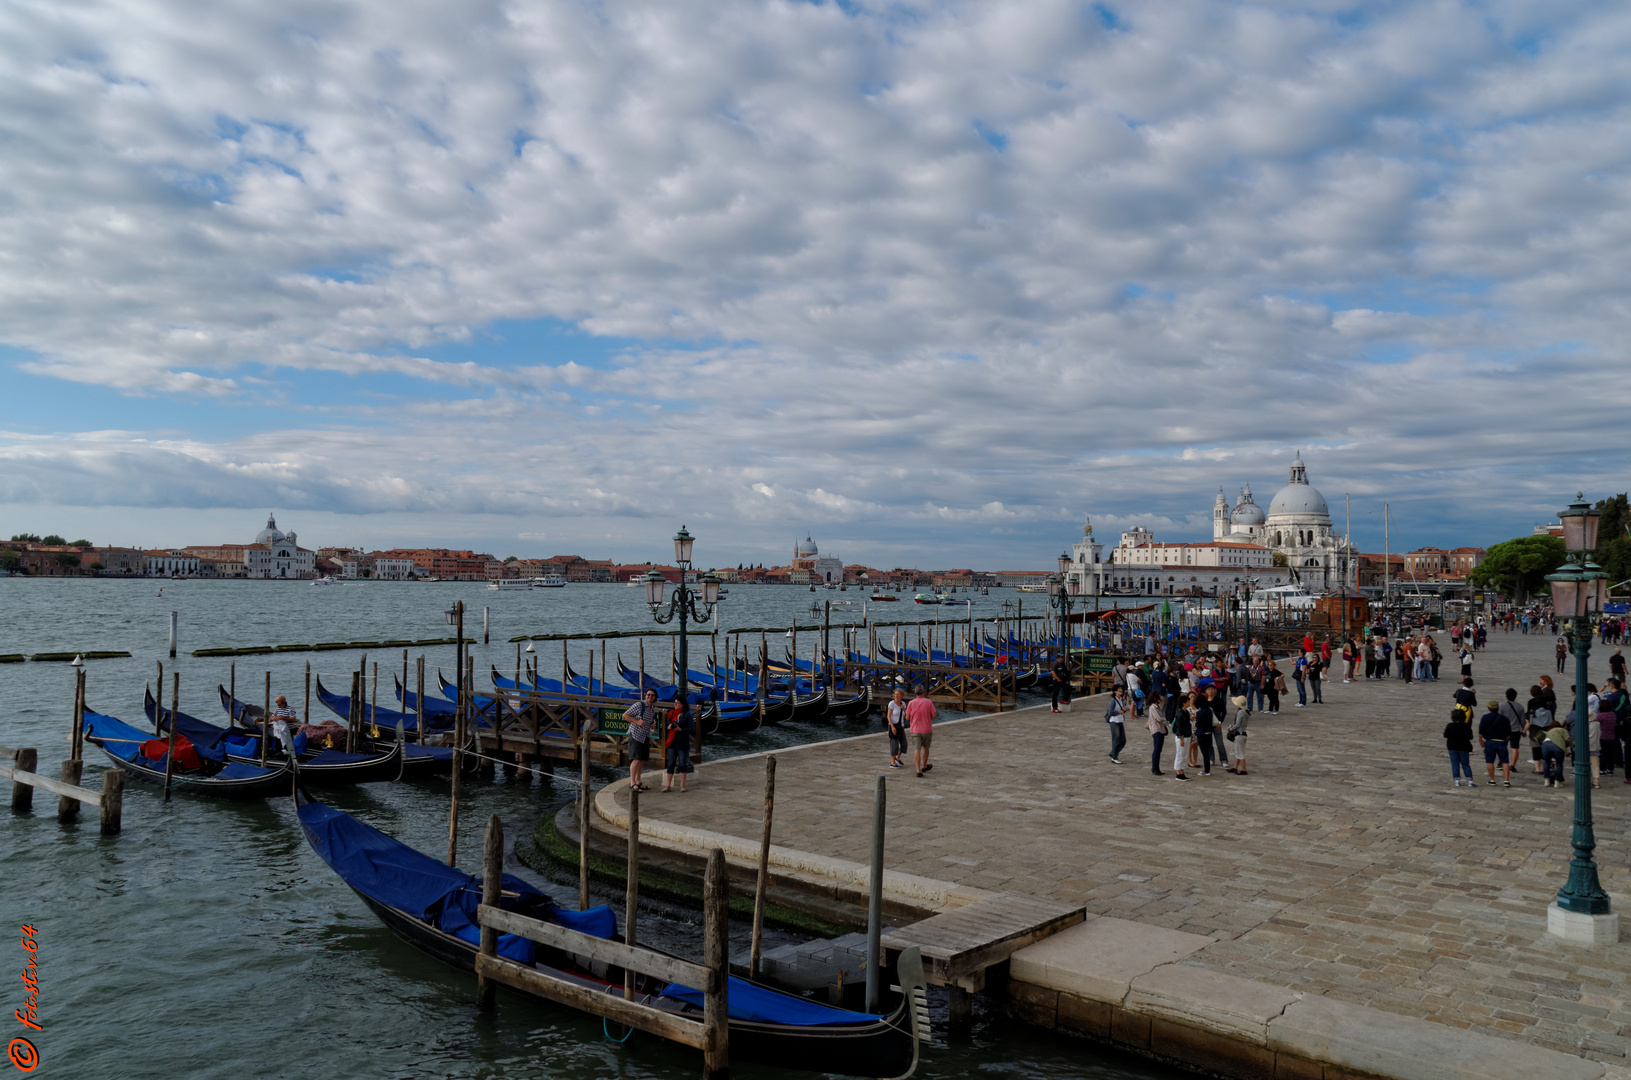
[297,798,616,962]
[658,978,885,1027]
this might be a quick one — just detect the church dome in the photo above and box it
[1231,484,1265,527]
[254,513,285,547]
[1266,454,1331,521]
[795,535,819,557]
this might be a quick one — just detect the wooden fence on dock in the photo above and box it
[834,659,1018,713]
[466,690,636,768]
[2,743,124,834]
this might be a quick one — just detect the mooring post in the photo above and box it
[750,755,776,980]
[578,704,592,910]
[100,766,124,834]
[163,672,180,802]
[625,783,640,1000]
[478,813,502,1010]
[866,772,886,1013]
[448,681,464,867]
[57,759,82,824]
[263,671,272,764]
[416,656,426,744]
[372,661,380,738]
[483,604,490,645]
[168,609,178,658]
[304,661,312,725]
[155,660,164,734]
[703,847,730,1080]
[11,747,36,813]
[229,662,236,725]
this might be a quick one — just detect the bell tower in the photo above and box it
[1213,487,1229,541]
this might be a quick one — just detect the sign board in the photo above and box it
[594,706,628,735]
[1082,656,1115,673]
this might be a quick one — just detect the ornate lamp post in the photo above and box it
[1236,577,1259,658]
[642,527,721,732]
[1544,494,1615,942]
[1048,550,1075,670]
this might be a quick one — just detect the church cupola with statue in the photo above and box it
[1208,453,1348,589]
[790,535,844,584]
[246,512,317,580]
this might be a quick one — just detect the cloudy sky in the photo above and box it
[1,0,1626,568]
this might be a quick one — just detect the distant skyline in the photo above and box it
[3,1,1626,568]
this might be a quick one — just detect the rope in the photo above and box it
[602,1017,634,1043]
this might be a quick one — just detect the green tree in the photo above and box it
[40,534,66,546]
[1595,494,1631,589]
[89,561,105,572]
[69,538,92,548]
[9,533,40,543]
[0,549,19,572]
[1467,535,1566,601]
[56,552,81,567]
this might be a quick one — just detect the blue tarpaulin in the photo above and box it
[658,978,885,1027]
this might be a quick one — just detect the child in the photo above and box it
[1443,705,1474,788]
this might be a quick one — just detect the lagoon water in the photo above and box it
[1,579,1181,1080]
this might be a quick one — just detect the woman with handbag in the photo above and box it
[1266,659,1284,715]
[1226,694,1250,776]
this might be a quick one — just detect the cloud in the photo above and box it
[2,0,1629,563]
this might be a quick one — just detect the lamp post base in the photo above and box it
[1548,902,1620,945]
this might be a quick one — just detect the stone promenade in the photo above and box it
[611,627,1631,1063]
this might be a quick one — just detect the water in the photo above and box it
[1,579,1184,1079]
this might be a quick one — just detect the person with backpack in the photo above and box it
[1192,690,1218,776]
[1308,654,1325,704]
[1541,719,1570,788]
[1170,693,1194,781]
[1444,705,1475,788]
[1266,658,1284,714]
[1292,653,1308,707]
[1105,685,1128,764]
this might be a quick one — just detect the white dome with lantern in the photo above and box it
[254,513,286,547]
[795,535,819,557]
[1266,453,1331,521]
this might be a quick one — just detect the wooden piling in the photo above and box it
[57,759,82,823]
[702,848,731,1080]
[372,661,379,737]
[448,689,464,866]
[750,755,776,980]
[229,662,236,724]
[865,772,886,1013]
[263,671,272,764]
[11,747,36,813]
[625,783,640,1000]
[578,704,592,911]
[154,660,164,734]
[163,672,180,802]
[416,656,425,744]
[304,660,312,725]
[478,813,502,1009]
[347,670,360,755]
[100,767,124,834]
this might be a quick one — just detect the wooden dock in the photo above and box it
[880,891,1084,1019]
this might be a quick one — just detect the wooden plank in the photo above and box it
[474,953,706,1048]
[0,763,103,806]
[880,891,1086,985]
[477,905,711,989]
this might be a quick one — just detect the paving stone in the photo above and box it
[616,628,1631,1062]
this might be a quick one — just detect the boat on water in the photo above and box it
[489,578,531,591]
[82,708,293,799]
[912,594,940,605]
[870,593,899,602]
[1016,584,1048,594]
[295,790,924,1077]
[532,574,567,588]
[311,577,343,586]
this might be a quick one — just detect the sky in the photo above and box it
[1,0,1627,569]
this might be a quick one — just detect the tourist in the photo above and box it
[1292,653,1308,706]
[886,688,908,769]
[1248,637,1264,661]
[1478,701,1512,786]
[1611,648,1626,685]
[1498,689,1525,777]
[1414,639,1432,683]
[1049,654,1072,713]
[1192,690,1217,776]
[1525,684,1550,774]
[1541,718,1570,788]
[1105,685,1128,764]
[1399,638,1415,684]
[1170,693,1194,781]
[1586,684,1604,788]
[1266,659,1284,714]
[907,687,937,777]
[661,704,694,792]
[1225,694,1250,775]
[1308,653,1325,704]
[1556,637,1568,674]
[1538,675,1558,717]
[1453,676,1478,713]
[1374,636,1391,681]
[1458,643,1474,681]
[1146,691,1168,776]
[1427,636,1442,681]
[1341,638,1356,683]
[1598,697,1618,778]
[1246,655,1266,712]
[622,688,660,792]
[1203,684,1231,765]
[1443,705,1474,788]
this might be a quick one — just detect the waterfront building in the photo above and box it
[374,548,491,581]
[243,514,317,579]
[1067,519,1293,596]
[1209,453,1351,590]
[790,536,844,585]
[147,550,202,576]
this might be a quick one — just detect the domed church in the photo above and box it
[1212,453,1349,590]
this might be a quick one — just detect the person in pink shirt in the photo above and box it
[906,687,938,777]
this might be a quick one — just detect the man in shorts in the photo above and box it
[1478,700,1512,786]
[906,687,937,777]
[622,688,660,791]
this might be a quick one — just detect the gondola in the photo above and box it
[308,678,455,741]
[308,679,456,775]
[83,707,293,800]
[156,687,409,784]
[220,683,455,773]
[393,673,457,724]
[295,788,923,1077]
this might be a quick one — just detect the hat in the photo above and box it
[1488,701,1501,710]
[1231,695,1247,708]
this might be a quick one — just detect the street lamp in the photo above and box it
[1236,578,1258,658]
[644,528,720,732]
[1048,565,1075,672]
[1544,493,1615,942]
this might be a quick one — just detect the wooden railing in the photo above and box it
[1,743,124,834]
[836,659,1017,712]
